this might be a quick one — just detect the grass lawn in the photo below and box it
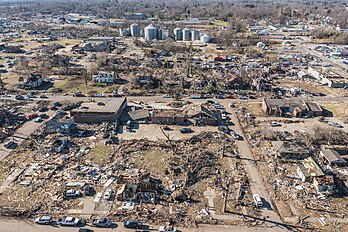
[211,20,229,27]
[86,142,114,165]
[51,76,113,94]
[133,150,168,177]
[322,103,348,118]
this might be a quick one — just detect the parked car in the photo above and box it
[15,95,25,100]
[102,133,110,139]
[83,184,91,196]
[39,113,49,119]
[56,110,65,115]
[180,128,193,133]
[4,140,17,149]
[92,217,112,227]
[78,229,94,232]
[252,194,263,207]
[27,93,37,98]
[123,219,141,229]
[159,226,177,232]
[189,95,201,99]
[104,189,112,200]
[270,121,281,127]
[230,131,240,140]
[26,113,38,120]
[35,215,53,225]
[57,216,80,226]
[162,126,172,131]
[54,102,62,107]
[40,95,49,99]
[65,189,81,197]
[221,113,227,120]
[231,149,240,158]
[225,94,236,99]
[214,104,224,109]
[218,126,229,133]
[229,103,236,108]
[38,107,48,112]
[105,137,119,145]
[34,117,43,123]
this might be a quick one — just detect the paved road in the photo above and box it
[299,43,348,72]
[3,94,348,105]
[0,218,286,232]
[0,110,55,162]
[222,102,281,222]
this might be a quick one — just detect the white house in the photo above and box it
[92,71,115,83]
[17,73,44,89]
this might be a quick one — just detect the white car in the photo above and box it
[104,189,112,200]
[159,226,177,232]
[270,121,281,127]
[65,189,80,197]
[35,215,53,225]
[34,117,43,123]
[252,194,263,207]
[57,216,80,226]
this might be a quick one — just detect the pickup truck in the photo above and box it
[92,217,112,227]
[57,216,80,226]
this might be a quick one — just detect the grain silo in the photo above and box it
[130,23,140,37]
[182,28,191,41]
[144,24,158,40]
[200,34,211,43]
[191,30,200,41]
[174,28,183,41]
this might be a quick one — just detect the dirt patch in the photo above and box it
[322,103,348,118]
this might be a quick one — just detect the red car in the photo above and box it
[26,113,38,120]
[225,94,236,99]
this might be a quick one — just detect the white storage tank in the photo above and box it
[200,34,211,43]
[191,30,200,41]
[130,23,140,37]
[159,28,169,40]
[182,28,191,41]
[144,24,158,40]
[174,28,183,41]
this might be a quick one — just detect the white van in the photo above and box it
[252,194,263,207]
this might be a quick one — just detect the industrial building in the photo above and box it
[70,98,127,123]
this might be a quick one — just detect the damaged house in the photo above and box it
[271,141,310,159]
[17,73,44,89]
[262,98,323,117]
[92,71,116,84]
[45,115,77,134]
[72,42,113,53]
[226,76,248,90]
[320,148,347,168]
[151,104,220,126]
[52,136,69,153]
[117,174,161,204]
[297,157,335,194]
